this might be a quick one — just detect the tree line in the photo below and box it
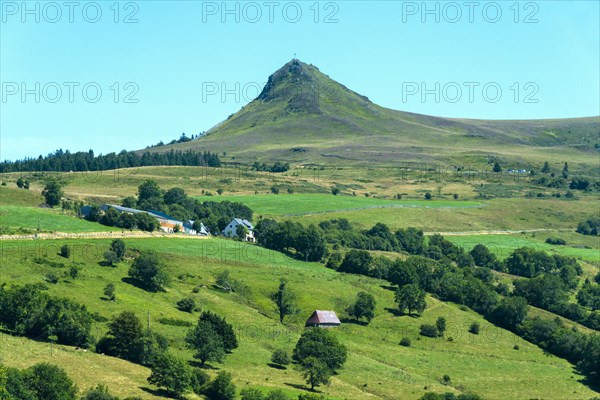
[85,180,253,234]
[314,222,600,384]
[0,148,221,173]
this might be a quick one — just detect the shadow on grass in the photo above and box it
[283,382,316,392]
[384,307,419,318]
[189,360,219,370]
[576,367,600,393]
[268,363,288,370]
[380,284,396,292]
[98,261,116,267]
[340,317,369,326]
[140,387,174,398]
[120,277,165,293]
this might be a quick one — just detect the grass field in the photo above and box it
[0,205,115,234]
[1,237,598,400]
[195,194,484,216]
[447,234,600,263]
[0,333,164,399]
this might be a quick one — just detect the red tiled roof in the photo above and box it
[306,310,340,325]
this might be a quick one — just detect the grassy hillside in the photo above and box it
[0,333,161,399]
[1,237,598,400]
[194,194,484,216]
[145,60,600,167]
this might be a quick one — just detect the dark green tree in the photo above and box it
[346,291,376,323]
[185,320,225,365]
[299,356,331,390]
[198,311,238,352]
[490,297,529,330]
[22,363,77,400]
[293,328,347,372]
[42,179,64,207]
[147,353,193,397]
[436,317,447,336]
[103,283,116,301]
[110,239,126,260]
[270,278,299,323]
[128,251,170,292]
[395,284,426,315]
[270,349,291,368]
[338,250,372,275]
[562,162,569,179]
[541,161,551,173]
[97,311,144,362]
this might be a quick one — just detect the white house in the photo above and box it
[222,218,255,242]
[183,220,210,236]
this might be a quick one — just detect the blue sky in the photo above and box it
[1,0,599,161]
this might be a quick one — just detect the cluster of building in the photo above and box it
[86,204,255,241]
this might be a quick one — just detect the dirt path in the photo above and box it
[0,231,211,241]
[0,228,574,241]
[425,228,573,236]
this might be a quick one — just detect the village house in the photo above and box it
[183,220,210,236]
[305,310,341,328]
[222,218,255,242]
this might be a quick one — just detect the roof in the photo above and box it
[148,210,178,221]
[306,310,341,325]
[102,204,146,214]
[233,218,254,230]
[184,220,209,234]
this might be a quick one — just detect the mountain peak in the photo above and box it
[257,59,321,113]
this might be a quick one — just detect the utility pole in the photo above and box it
[48,327,54,357]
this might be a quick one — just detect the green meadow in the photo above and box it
[1,237,598,400]
[195,193,484,216]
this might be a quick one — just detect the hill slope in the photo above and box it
[148,59,599,165]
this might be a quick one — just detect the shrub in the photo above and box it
[469,322,480,334]
[513,344,520,350]
[23,363,78,400]
[81,384,119,400]
[158,318,192,327]
[436,317,446,336]
[45,273,59,284]
[59,245,70,258]
[103,283,116,301]
[204,371,236,400]
[190,368,210,395]
[419,324,438,338]
[177,297,198,313]
[545,237,567,245]
[399,337,411,347]
[270,186,280,194]
[424,192,432,200]
[270,349,291,367]
[442,374,451,385]
[331,187,340,195]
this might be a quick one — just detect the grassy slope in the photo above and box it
[1,237,598,400]
[0,187,114,233]
[0,333,162,399]
[194,194,483,216]
[447,234,600,264]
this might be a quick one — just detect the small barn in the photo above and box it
[305,310,341,328]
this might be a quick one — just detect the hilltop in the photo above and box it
[145,59,600,166]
